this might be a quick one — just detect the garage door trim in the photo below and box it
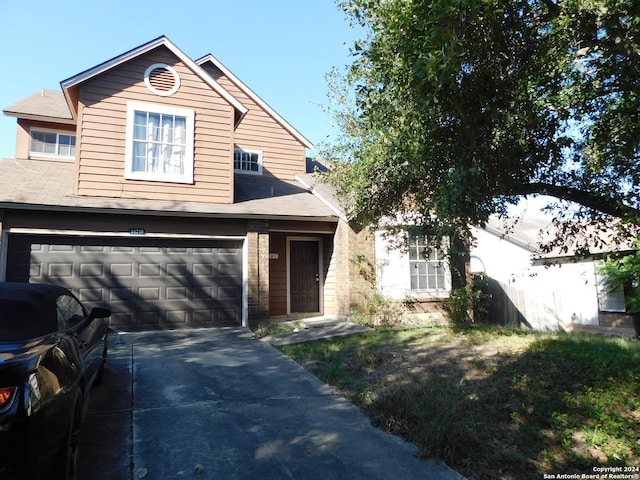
[4,230,248,329]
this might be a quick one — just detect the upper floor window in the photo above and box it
[234,148,262,175]
[125,102,194,184]
[409,235,447,291]
[30,130,76,159]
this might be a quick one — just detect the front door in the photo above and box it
[290,240,320,313]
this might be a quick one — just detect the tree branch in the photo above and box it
[513,182,640,223]
[540,0,561,16]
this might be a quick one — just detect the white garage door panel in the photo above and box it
[7,235,243,330]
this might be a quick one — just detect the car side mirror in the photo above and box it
[89,307,111,320]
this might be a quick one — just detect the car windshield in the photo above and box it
[0,299,51,341]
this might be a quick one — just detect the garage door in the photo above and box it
[6,235,243,331]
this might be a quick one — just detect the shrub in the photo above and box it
[443,277,489,331]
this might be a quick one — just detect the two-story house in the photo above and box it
[0,36,372,331]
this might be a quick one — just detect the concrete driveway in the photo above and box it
[78,328,463,479]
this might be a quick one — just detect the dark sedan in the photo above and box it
[0,282,110,480]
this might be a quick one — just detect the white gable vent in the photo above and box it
[144,63,180,97]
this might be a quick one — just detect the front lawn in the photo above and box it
[277,326,640,480]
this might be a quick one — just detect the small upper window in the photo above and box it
[30,130,76,159]
[124,102,194,183]
[234,148,262,175]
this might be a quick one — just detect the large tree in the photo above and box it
[326,0,640,263]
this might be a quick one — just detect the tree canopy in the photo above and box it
[326,0,640,253]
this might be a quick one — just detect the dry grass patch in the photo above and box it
[278,326,640,480]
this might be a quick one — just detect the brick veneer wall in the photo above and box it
[329,219,375,317]
[247,219,269,325]
[245,218,375,324]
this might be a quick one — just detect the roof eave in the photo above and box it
[0,201,338,223]
[295,174,347,222]
[2,110,75,125]
[478,223,542,254]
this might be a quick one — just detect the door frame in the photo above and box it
[286,236,323,316]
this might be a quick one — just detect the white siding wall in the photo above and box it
[470,226,600,327]
[375,230,451,300]
[469,227,534,282]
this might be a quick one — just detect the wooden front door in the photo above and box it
[290,240,320,313]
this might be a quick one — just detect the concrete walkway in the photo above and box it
[78,328,464,480]
[260,317,373,346]
[566,324,638,339]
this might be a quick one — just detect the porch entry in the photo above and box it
[289,239,321,313]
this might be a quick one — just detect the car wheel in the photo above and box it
[50,393,83,480]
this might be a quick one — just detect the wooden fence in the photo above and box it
[476,277,566,331]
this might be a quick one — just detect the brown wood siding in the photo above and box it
[201,64,307,180]
[269,232,288,315]
[75,47,235,203]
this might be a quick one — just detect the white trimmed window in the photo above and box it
[125,102,194,183]
[234,148,262,174]
[409,235,448,291]
[30,129,76,159]
[595,266,627,312]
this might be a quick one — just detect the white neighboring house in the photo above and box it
[469,214,633,331]
[374,211,635,332]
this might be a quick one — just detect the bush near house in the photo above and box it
[599,245,640,337]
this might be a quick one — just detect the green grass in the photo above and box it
[277,326,640,480]
[252,322,298,339]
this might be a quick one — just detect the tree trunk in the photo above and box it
[450,230,470,290]
[632,313,640,339]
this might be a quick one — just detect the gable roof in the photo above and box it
[60,35,248,123]
[480,214,638,262]
[2,89,74,124]
[481,215,548,255]
[196,53,314,149]
[296,160,347,221]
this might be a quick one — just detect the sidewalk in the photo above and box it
[260,317,373,346]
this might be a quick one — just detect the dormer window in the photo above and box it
[234,148,262,175]
[124,101,194,183]
[30,129,76,159]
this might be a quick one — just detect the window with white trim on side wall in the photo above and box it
[374,229,451,300]
[124,101,194,184]
[234,148,263,175]
[595,263,627,313]
[30,129,76,159]
[408,235,449,292]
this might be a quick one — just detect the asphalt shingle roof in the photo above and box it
[2,89,72,120]
[0,158,338,221]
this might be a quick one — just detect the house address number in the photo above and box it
[128,228,146,235]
